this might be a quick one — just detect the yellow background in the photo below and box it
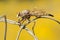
[0,0,60,40]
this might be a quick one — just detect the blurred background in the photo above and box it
[0,0,60,40]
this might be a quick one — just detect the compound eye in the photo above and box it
[22,10,29,14]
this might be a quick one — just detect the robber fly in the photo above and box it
[17,9,54,26]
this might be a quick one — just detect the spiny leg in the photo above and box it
[16,18,26,40]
